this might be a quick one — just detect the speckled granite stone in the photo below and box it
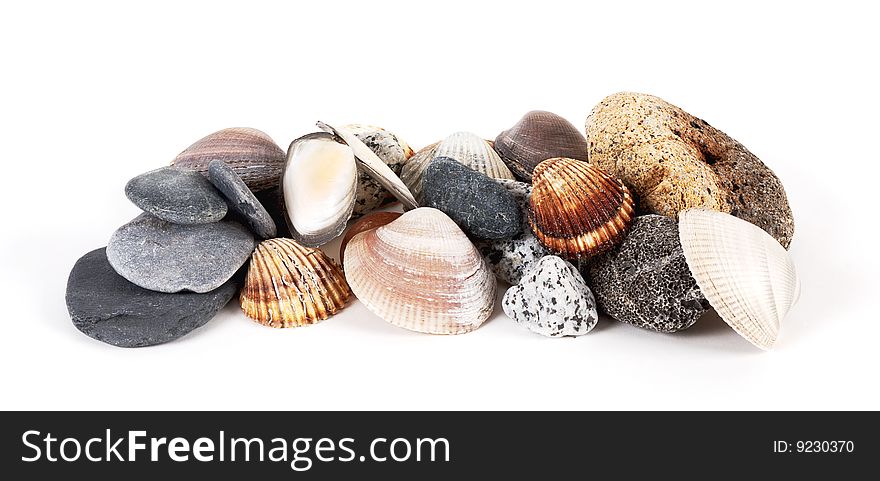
[345,124,414,217]
[502,256,598,337]
[586,92,794,248]
[586,215,710,333]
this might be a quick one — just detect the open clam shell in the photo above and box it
[241,238,351,328]
[678,209,800,350]
[317,122,418,210]
[494,110,588,181]
[529,157,635,260]
[282,132,358,247]
[342,124,414,217]
[399,132,515,203]
[172,127,285,192]
[343,207,496,334]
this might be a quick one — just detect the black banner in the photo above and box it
[1,412,875,477]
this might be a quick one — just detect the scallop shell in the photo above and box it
[399,142,439,202]
[494,111,588,181]
[281,132,358,247]
[343,124,414,217]
[528,157,635,260]
[678,209,800,350]
[399,132,515,203]
[240,238,352,328]
[344,207,496,334]
[339,211,402,265]
[172,127,285,192]
[317,122,418,210]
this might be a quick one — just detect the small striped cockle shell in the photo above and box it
[529,158,635,260]
[281,132,358,248]
[172,127,285,192]
[240,238,352,328]
[399,132,515,202]
[343,207,496,334]
[494,110,588,182]
[678,209,800,350]
[342,124,414,217]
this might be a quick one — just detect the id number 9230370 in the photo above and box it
[773,440,855,454]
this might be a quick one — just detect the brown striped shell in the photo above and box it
[343,208,496,334]
[172,127,285,192]
[528,158,635,260]
[494,111,588,182]
[240,238,351,328]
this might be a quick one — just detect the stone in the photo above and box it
[125,166,228,225]
[421,157,521,240]
[502,256,598,337]
[586,215,710,333]
[66,248,238,347]
[475,179,548,284]
[207,160,277,239]
[107,213,255,293]
[345,124,414,217]
[586,92,794,248]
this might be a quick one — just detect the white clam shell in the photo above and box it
[678,209,800,350]
[343,207,496,334]
[282,132,358,247]
[317,122,418,210]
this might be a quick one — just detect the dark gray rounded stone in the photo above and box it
[207,160,277,239]
[586,215,711,333]
[502,256,598,337]
[475,179,548,284]
[125,166,228,224]
[107,213,255,293]
[66,248,238,347]
[422,157,521,240]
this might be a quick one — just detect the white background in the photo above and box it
[1,1,878,410]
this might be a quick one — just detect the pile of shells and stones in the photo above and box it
[65,92,800,350]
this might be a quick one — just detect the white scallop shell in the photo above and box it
[282,132,357,247]
[678,209,800,350]
[343,207,496,334]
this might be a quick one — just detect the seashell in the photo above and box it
[344,207,496,334]
[678,209,800,350]
[399,132,515,203]
[281,132,358,247]
[172,127,285,192]
[342,124,414,217]
[494,110,588,181]
[528,157,635,260]
[317,122,418,210]
[399,142,439,202]
[339,211,402,265]
[240,238,352,328]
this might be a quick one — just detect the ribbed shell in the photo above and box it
[343,207,496,334]
[494,111,588,181]
[528,158,635,260]
[339,211,402,265]
[678,209,800,350]
[399,132,515,203]
[399,142,439,202]
[172,127,285,192]
[240,238,351,328]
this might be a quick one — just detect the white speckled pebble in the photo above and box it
[502,256,598,337]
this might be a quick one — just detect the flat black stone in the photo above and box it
[66,248,238,348]
[422,157,521,240]
[208,160,277,239]
[125,166,228,224]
